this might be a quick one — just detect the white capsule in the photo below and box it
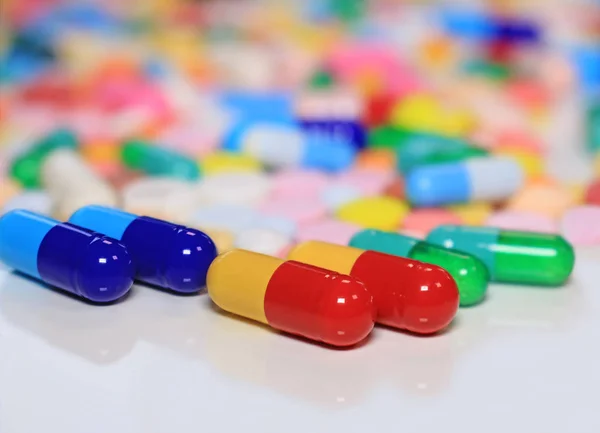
[41,149,118,220]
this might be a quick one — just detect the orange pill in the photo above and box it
[356,149,396,171]
[506,180,576,219]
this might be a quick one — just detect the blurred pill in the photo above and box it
[189,204,260,235]
[319,183,364,211]
[584,178,600,205]
[337,196,408,231]
[270,169,329,199]
[260,197,327,226]
[197,172,271,206]
[121,139,201,180]
[2,190,52,215]
[561,206,600,246]
[234,228,292,257]
[402,209,462,237]
[333,169,393,196]
[507,180,576,219]
[296,219,361,245]
[486,211,558,233]
[202,151,262,175]
[447,202,492,225]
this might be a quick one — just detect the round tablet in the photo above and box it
[295,219,361,245]
[506,181,575,219]
[202,151,262,175]
[319,183,363,211]
[234,228,292,257]
[197,172,271,206]
[402,208,462,237]
[561,206,600,246]
[122,177,200,222]
[333,169,393,195]
[2,190,52,215]
[260,197,327,226]
[270,169,329,199]
[188,204,260,235]
[485,211,558,233]
[336,197,409,230]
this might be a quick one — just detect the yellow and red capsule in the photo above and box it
[287,241,459,334]
[206,249,376,347]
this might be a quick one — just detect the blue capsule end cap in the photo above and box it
[302,136,356,172]
[164,227,218,293]
[406,163,471,207]
[76,236,134,303]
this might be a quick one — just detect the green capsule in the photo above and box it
[10,129,78,188]
[587,99,600,153]
[462,59,512,81]
[121,140,201,180]
[396,134,488,173]
[349,229,488,306]
[308,69,335,89]
[426,225,575,286]
[368,126,423,150]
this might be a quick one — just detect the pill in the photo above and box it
[234,228,291,257]
[122,177,199,222]
[320,183,363,211]
[70,205,217,294]
[396,134,488,173]
[296,219,361,245]
[299,119,367,149]
[506,181,575,219]
[587,99,600,153]
[356,149,396,171]
[336,196,409,231]
[333,169,393,195]
[402,208,462,237]
[560,206,600,246]
[426,225,575,286]
[271,170,329,199]
[223,121,356,172]
[368,125,413,149]
[485,211,557,233]
[287,241,459,334]
[10,129,78,188]
[584,178,600,205]
[260,197,327,226]
[197,172,271,206]
[0,209,133,302]
[495,147,544,178]
[406,157,524,207]
[2,190,52,215]
[446,202,492,225]
[189,204,260,235]
[349,229,488,306]
[121,139,201,180]
[41,148,118,221]
[207,249,375,347]
[201,151,261,174]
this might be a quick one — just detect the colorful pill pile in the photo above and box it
[0,0,598,348]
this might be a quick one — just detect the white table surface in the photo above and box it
[1,245,599,433]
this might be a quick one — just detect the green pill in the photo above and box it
[349,229,489,306]
[396,134,488,173]
[368,126,425,150]
[426,225,575,286]
[587,99,600,153]
[10,129,78,188]
[461,59,512,81]
[121,139,201,180]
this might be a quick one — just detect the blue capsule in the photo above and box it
[70,206,218,294]
[299,120,367,150]
[0,210,133,303]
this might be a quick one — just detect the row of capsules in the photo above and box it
[0,0,590,347]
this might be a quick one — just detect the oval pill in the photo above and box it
[207,249,375,347]
[426,225,575,286]
[0,210,133,303]
[287,241,459,334]
[70,205,217,294]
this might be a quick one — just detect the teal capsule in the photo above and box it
[121,139,201,180]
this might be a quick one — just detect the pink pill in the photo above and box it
[561,206,600,246]
[259,197,327,226]
[333,169,393,196]
[402,209,462,237]
[486,211,557,233]
[158,125,219,157]
[271,170,329,199]
[295,219,362,245]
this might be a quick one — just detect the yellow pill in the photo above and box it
[202,152,261,175]
[446,202,492,226]
[81,141,120,164]
[496,148,544,179]
[389,94,442,133]
[336,197,409,231]
[438,109,476,136]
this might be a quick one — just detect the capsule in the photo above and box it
[10,129,78,188]
[69,205,217,293]
[0,210,133,303]
[299,119,367,150]
[287,241,459,334]
[223,121,356,172]
[406,156,524,207]
[121,139,201,180]
[207,249,375,347]
[396,134,488,174]
[41,149,118,220]
[587,98,600,153]
[349,229,488,306]
[426,225,575,286]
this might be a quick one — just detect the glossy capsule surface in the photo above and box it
[70,205,217,293]
[207,249,375,347]
[427,225,575,285]
[350,229,488,306]
[406,156,524,206]
[287,241,459,334]
[0,210,133,302]
[121,139,201,180]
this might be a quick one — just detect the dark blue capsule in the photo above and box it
[0,210,133,303]
[69,206,218,294]
[299,119,367,150]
